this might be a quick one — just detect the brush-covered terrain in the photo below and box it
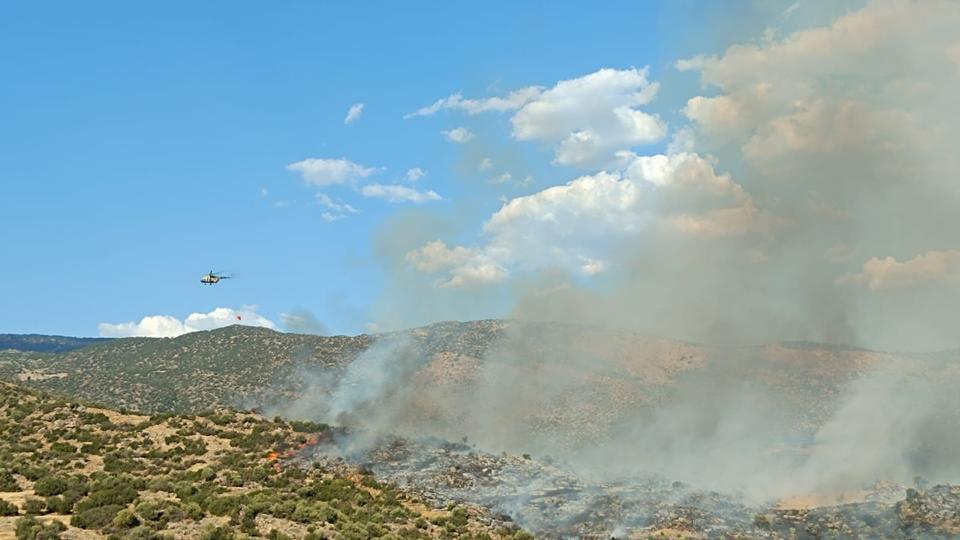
[0,322,509,415]
[0,321,894,433]
[0,335,111,354]
[5,380,959,539]
[4,321,960,537]
[0,326,371,413]
[0,382,528,540]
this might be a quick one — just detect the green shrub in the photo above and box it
[184,502,204,520]
[82,413,111,426]
[23,498,46,515]
[49,442,78,455]
[121,525,165,539]
[0,499,18,516]
[15,515,66,540]
[145,478,174,492]
[112,508,141,529]
[181,438,207,456]
[338,522,369,540]
[239,511,257,536]
[75,477,138,513]
[366,522,388,537]
[449,506,468,527]
[134,499,185,527]
[80,443,102,455]
[289,420,329,433]
[224,471,243,487]
[199,468,217,482]
[71,504,125,529]
[291,501,334,523]
[206,495,244,517]
[0,469,20,491]
[134,500,164,522]
[18,465,49,482]
[44,497,69,515]
[103,452,138,473]
[33,476,69,497]
[199,525,236,540]
[44,489,84,514]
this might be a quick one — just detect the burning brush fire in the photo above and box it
[266,433,323,473]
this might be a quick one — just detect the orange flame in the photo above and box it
[265,431,324,474]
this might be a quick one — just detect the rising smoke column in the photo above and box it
[277,0,960,510]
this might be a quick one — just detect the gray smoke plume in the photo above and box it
[271,1,960,532]
[281,309,329,336]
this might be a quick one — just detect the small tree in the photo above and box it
[0,499,18,516]
[0,470,20,492]
[33,476,68,497]
[23,499,46,516]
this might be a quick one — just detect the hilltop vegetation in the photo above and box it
[0,322,508,414]
[4,322,960,538]
[0,334,111,354]
[0,325,373,413]
[0,320,910,449]
[0,382,527,539]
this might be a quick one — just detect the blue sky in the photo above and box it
[0,1,691,336]
[12,1,955,351]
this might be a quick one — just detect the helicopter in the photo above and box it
[200,270,232,285]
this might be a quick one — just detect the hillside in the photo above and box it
[0,321,518,414]
[4,322,960,537]
[0,321,907,436]
[0,334,111,354]
[0,325,374,413]
[0,381,526,539]
[0,320,930,452]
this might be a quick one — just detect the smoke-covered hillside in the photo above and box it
[4,321,960,525]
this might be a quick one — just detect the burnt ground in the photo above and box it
[297,433,960,539]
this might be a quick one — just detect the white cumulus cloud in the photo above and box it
[361,184,441,203]
[843,250,960,291]
[405,240,508,288]
[442,127,474,144]
[406,152,760,287]
[406,167,426,182]
[411,68,666,166]
[405,86,543,118]
[286,158,378,187]
[98,307,276,338]
[344,103,364,125]
[510,67,667,166]
[316,192,359,222]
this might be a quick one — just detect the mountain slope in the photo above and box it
[0,320,702,415]
[4,322,960,537]
[0,381,525,539]
[0,325,373,413]
[0,321,521,414]
[0,334,112,353]
[0,320,913,444]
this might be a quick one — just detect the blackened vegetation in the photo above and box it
[303,432,960,539]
